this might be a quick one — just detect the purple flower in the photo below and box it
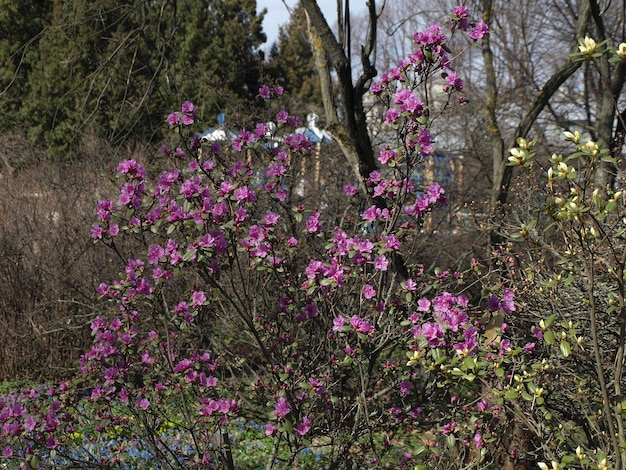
[414,23,447,46]
[469,21,489,41]
[333,316,346,331]
[452,5,469,31]
[274,396,291,420]
[295,416,311,435]
[501,289,516,313]
[523,342,536,355]
[385,108,399,124]
[418,129,433,154]
[363,284,377,300]
[394,90,424,114]
[488,295,501,312]
[174,359,194,373]
[444,71,463,91]
[167,112,180,126]
[136,397,150,410]
[91,224,103,239]
[399,380,413,397]
[350,315,375,334]
[378,148,397,165]
[416,321,443,347]
[276,110,289,123]
[259,85,271,99]
[306,211,322,233]
[374,255,389,271]
[265,423,278,436]
[24,415,37,431]
[191,290,206,307]
[303,303,318,318]
[344,184,359,196]
[45,435,58,450]
[181,101,196,125]
[442,421,457,435]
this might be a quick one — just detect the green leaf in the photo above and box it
[560,340,571,358]
[544,330,556,345]
[182,248,197,262]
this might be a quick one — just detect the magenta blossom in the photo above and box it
[362,284,377,300]
[469,21,489,41]
[180,101,196,125]
[259,85,271,99]
[274,396,291,420]
[399,380,413,397]
[295,416,311,435]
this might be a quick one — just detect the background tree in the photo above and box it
[0,0,267,160]
[266,3,322,110]
[0,0,52,136]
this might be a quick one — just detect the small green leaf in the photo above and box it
[544,330,556,345]
[182,248,197,262]
[560,340,571,358]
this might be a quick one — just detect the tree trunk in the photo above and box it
[301,0,378,184]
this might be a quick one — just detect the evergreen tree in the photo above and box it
[0,0,267,159]
[267,3,321,109]
[173,0,267,126]
[0,0,53,134]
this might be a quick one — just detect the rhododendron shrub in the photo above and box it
[0,10,523,469]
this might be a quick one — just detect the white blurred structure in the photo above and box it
[295,113,332,143]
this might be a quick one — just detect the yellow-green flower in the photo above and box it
[617,42,626,60]
[406,350,421,366]
[564,130,581,144]
[578,36,597,56]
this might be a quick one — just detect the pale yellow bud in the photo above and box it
[583,139,600,157]
[508,148,527,165]
[617,43,626,60]
[564,130,581,144]
[579,36,597,56]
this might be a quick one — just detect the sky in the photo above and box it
[257,0,339,49]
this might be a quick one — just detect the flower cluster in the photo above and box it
[167,101,196,127]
